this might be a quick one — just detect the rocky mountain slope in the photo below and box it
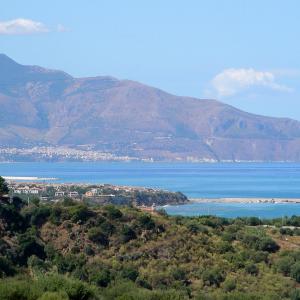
[1,54,300,161]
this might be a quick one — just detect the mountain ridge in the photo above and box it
[0,55,300,161]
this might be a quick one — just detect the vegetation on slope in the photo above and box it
[1,178,300,299]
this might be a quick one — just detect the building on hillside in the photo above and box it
[68,191,79,198]
[55,191,65,197]
[13,187,40,195]
[138,203,156,213]
[85,189,98,197]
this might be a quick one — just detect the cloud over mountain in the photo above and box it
[1,54,300,162]
[210,68,292,97]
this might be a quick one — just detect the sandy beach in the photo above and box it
[190,198,300,204]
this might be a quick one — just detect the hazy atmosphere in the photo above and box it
[2,0,300,119]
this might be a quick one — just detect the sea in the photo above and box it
[1,162,300,219]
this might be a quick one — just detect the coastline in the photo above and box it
[189,198,300,204]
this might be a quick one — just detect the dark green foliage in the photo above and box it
[202,268,225,287]
[29,206,51,227]
[245,263,259,276]
[291,262,300,283]
[0,274,97,300]
[90,268,111,287]
[280,227,294,235]
[238,231,279,253]
[0,202,26,231]
[222,277,236,292]
[171,267,186,281]
[257,237,280,252]
[0,256,15,277]
[121,267,139,282]
[120,225,136,243]
[291,289,300,300]
[55,253,86,274]
[103,205,123,219]
[0,176,9,196]
[276,255,295,276]
[68,204,93,223]
[138,214,155,230]
[11,196,25,210]
[99,221,115,236]
[88,227,108,246]
[17,228,46,265]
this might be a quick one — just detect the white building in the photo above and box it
[68,191,79,198]
[55,191,65,197]
[13,187,40,195]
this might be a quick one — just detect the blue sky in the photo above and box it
[1,0,300,120]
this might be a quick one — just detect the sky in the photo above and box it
[1,0,300,120]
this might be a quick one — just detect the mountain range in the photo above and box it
[1,54,300,161]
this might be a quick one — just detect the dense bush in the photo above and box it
[87,227,108,246]
[103,205,123,219]
[120,225,136,243]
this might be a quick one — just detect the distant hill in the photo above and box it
[1,54,300,161]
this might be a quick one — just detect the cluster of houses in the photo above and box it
[13,186,44,195]
[9,184,157,213]
[54,191,79,198]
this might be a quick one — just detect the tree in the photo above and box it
[88,228,108,246]
[202,268,225,287]
[120,225,136,243]
[257,237,280,253]
[0,177,9,198]
[276,256,295,276]
[291,262,300,283]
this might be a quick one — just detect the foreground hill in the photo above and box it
[2,188,300,298]
[1,54,300,161]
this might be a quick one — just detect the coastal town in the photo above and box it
[0,147,148,162]
[7,181,189,207]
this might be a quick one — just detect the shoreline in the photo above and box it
[189,198,300,204]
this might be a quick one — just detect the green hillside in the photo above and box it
[1,178,300,299]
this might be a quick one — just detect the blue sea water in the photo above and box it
[1,162,300,218]
[162,202,300,219]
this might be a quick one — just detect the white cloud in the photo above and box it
[0,18,49,35]
[209,68,293,97]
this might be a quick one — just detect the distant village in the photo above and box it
[8,181,188,208]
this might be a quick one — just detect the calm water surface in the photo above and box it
[1,162,300,218]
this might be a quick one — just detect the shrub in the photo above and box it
[276,256,295,276]
[121,267,139,282]
[69,205,93,223]
[90,269,111,287]
[100,221,115,236]
[202,268,224,287]
[30,206,51,227]
[0,256,15,277]
[280,227,294,236]
[245,263,259,276]
[120,225,136,243]
[17,229,46,265]
[223,277,236,292]
[138,214,155,230]
[291,262,300,283]
[103,205,123,219]
[257,237,279,253]
[88,228,108,246]
[171,267,186,281]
